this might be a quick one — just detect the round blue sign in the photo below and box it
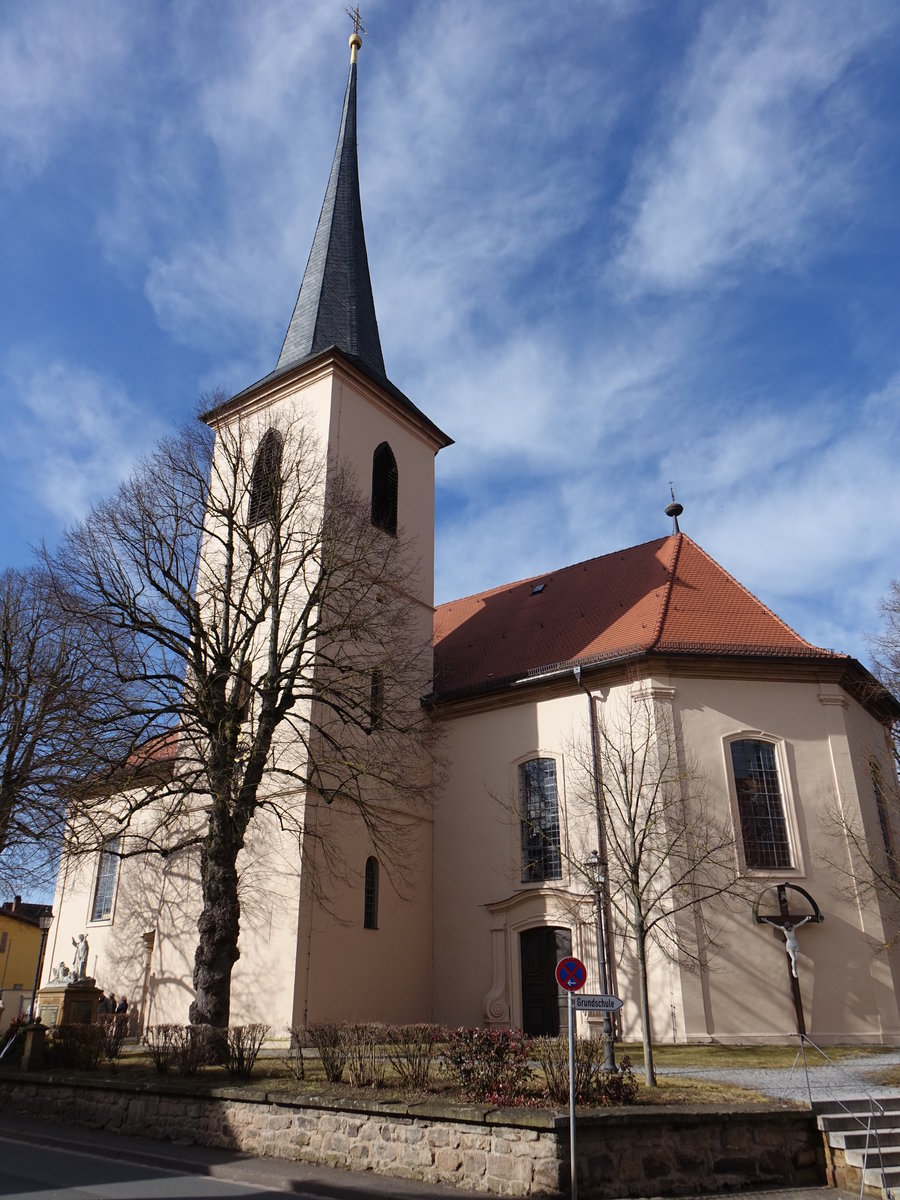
[555,956,587,992]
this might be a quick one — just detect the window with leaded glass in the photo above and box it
[91,837,122,922]
[364,857,379,929]
[730,740,792,870]
[520,758,562,883]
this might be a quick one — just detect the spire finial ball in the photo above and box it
[349,31,362,63]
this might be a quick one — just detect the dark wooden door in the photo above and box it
[520,926,571,1036]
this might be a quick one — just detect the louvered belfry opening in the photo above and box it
[370,441,398,535]
[247,429,284,525]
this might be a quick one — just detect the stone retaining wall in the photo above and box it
[0,1075,824,1197]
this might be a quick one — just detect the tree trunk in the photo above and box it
[634,917,657,1087]
[189,820,241,1028]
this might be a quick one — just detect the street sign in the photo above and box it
[555,956,587,992]
[573,993,624,1012]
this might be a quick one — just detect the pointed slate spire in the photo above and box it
[276,32,385,378]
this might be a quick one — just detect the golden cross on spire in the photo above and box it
[346,6,367,38]
[346,5,366,62]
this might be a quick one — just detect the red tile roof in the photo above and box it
[432,534,838,699]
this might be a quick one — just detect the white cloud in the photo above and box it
[0,0,137,178]
[615,1,890,293]
[1,352,166,527]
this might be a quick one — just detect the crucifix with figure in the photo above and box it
[753,883,823,1036]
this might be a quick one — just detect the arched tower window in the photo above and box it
[370,442,398,536]
[247,430,283,525]
[364,856,379,929]
[368,669,384,733]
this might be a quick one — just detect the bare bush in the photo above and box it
[94,1013,125,1061]
[307,1021,346,1083]
[383,1023,445,1091]
[531,1037,638,1105]
[144,1024,179,1074]
[340,1022,384,1088]
[224,1023,269,1078]
[285,1025,307,1081]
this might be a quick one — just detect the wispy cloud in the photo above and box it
[0,0,137,178]
[1,351,166,529]
[615,1,890,293]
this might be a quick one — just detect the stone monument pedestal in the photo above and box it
[37,982,100,1028]
[19,1022,47,1071]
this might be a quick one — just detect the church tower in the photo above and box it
[200,29,451,1029]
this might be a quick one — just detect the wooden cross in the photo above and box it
[753,883,823,1036]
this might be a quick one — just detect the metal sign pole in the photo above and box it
[568,986,577,1200]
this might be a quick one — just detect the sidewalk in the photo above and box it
[0,1110,486,1198]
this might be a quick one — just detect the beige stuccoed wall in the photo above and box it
[670,669,900,1042]
[433,668,900,1044]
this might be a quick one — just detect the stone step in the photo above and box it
[828,1127,900,1151]
[814,1097,897,1116]
[820,1108,897,1128]
[845,1147,900,1171]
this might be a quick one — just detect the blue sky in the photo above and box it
[1,0,899,666]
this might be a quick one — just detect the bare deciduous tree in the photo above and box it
[49,405,437,1026]
[0,566,130,894]
[566,686,745,1086]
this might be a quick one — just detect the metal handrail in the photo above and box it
[785,1033,887,1200]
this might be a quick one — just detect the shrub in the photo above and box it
[384,1023,445,1091]
[48,1023,105,1070]
[285,1025,307,1081]
[532,1037,638,1106]
[443,1027,532,1105]
[340,1023,384,1088]
[224,1024,269,1078]
[95,1013,125,1061]
[144,1024,180,1074]
[307,1021,346,1083]
[177,1024,221,1075]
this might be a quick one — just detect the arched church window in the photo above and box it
[729,739,793,869]
[235,661,252,723]
[247,430,283,525]
[364,856,379,929]
[520,758,562,883]
[370,442,398,536]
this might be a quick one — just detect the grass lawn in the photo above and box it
[2,1039,890,1108]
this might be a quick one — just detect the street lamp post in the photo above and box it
[585,849,616,1071]
[28,914,53,1022]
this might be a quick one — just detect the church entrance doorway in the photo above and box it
[520,926,571,1036]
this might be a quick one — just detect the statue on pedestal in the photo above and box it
[72,933,90,980]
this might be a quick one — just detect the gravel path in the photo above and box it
[657,1050,900,1103]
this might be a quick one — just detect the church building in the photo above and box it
[44,34,900,1046]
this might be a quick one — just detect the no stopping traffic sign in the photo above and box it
[555,956,587,992]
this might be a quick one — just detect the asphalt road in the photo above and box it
[0,1113,486,1199]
